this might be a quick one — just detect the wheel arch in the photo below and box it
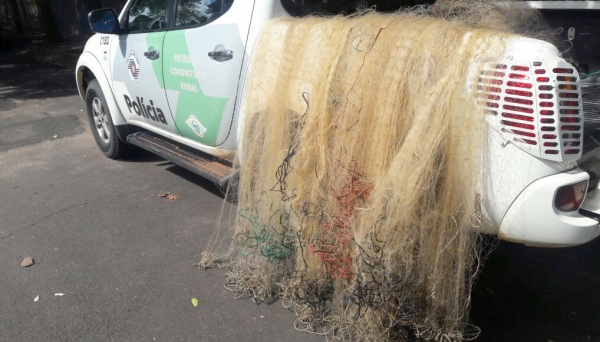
[75,52,126,126]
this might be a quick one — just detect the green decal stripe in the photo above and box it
[147,33,166,89]
[163,30,228,146]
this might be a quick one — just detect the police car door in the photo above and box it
[110,0,175,133]
[162,0,254,147]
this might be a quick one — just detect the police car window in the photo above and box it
[127,0,168,32]
[175,0,234,27]
[281,0,434,16]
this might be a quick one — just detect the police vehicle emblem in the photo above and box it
[185,115,207,138]
[126,50,140,84]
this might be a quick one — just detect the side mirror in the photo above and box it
[88,9,119,34]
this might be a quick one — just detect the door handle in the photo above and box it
[144,50,160,60]
[208,49,233,62]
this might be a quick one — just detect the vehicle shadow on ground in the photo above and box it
[124,148,165,163]
[123,147,230,200]
[165,165,230,201]
[0,51,77,100]
[471,238,600,341]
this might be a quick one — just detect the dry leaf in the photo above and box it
[21,257,34,267]
[34,295,39,302]
[159,192,179,201]
[191,297,199,307]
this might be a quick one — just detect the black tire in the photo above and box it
[86,79,127,159]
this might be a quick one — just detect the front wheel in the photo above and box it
[86,79,127,159]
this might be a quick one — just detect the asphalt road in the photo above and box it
[471,238,600,342]
[0,53,599,342]
[0,54,320,342]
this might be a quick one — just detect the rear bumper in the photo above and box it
[498,168,600,247]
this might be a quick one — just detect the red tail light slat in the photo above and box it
[501,120,534,130]
[479,86,502,93]
[560,117,581,123]
[511,129,536,138]
[559,92,579,99]
[506,89,533,97]
[482,71,506,77]
[503,104,534,114]
[507,81,533,89]
[557,76,577,82]
[509,73,528,80]
[511,65,530,71]
[559,84,577,90]
[501,112,534,122]
[505,97,534,105]
[480,78,503,85]
[559,109,579,115]
[553,68,574,74]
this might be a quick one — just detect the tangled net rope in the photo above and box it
[200,1,559,341]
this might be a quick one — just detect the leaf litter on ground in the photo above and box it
[21,257,34,267]
[159,192,180,202]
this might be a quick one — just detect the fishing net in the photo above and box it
[201,2,560,341]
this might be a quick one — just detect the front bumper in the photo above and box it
[499,168,600,247]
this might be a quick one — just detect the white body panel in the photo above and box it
[76,49,126,126]
[480,124,573,233]
[231,0,288,154]
[110,32,177,133]
[499,169,600,246]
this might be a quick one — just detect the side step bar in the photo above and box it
[127,132,233,187]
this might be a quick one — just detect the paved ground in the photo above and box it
[0,53,320,341]
[471,238,600,342]
[0,52,599,342]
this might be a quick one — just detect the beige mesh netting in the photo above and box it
[201,2,560,341]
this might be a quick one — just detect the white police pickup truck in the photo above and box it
[75,0,600,247]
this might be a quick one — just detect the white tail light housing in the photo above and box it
[555,180,588,212]
[478,38,583,162]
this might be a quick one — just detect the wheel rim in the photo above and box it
[91,97,111,144]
